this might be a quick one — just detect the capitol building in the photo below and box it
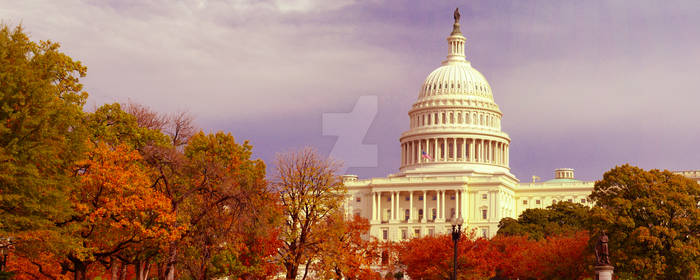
[341,11,700,241]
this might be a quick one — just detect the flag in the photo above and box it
[421,151,433,160]
[532,175,541,182]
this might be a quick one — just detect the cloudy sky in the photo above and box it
[2,0,700,181]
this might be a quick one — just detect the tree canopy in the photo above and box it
[589,164,700,279]
[497,201,591,240]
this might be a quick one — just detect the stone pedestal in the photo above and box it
[594,265,614,280]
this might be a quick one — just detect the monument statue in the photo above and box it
[454,8,461,23]
[595,230,611,266]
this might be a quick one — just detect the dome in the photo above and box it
[396,10,511,177]
[418,62,493,101]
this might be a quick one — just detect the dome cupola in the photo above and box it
[397,8,512,177]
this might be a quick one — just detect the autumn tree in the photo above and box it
[175,131,280,280]
[312,214,379,279]
[491,231,591,280]
[275,148,346,279]
[395,232,497,280]
[0,24,89,276]
[497,201,591,240]
[61,143,179,280]
[589,164,700,279]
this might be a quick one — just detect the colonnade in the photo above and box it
[400,137,508,167]
[370,189,464,224]
[410,110,500,129]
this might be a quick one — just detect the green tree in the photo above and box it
[590,164,700,280]
[497,201,591,240]
[0,24,88,268]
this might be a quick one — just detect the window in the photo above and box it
[429,228,435,236]
[482,209,488,220]
[523,200,528,205]
[402,229,407,239]
[405,196,410,201]
[536,199,541,205]
[481,228,488,238]
[382,230,388,240]
[405,209,410,221]
[482,194,487,200]
[418,195,424,201]
[432,209,437,220]
[414,229,421,237]
[450,195,455,200]
[355,196,361,202]
[432,195,437,201]
[387,196,391,202]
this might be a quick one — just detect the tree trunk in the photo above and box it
[135,259,151,280]
[110,259,119,280]
[285,261,298,280]
[69,256,87,280]
[119,263,127,280]
[164,246,177,280]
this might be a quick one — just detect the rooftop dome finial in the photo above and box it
[451,8,462,35]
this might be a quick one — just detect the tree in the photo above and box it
[64,143,180,280]
[589,164,700,280]
[395,231,497,280]
[312,214,379,280]
[497,201,591,240]
[275,148,346,280]
[176,131,280,280]
[0,24,88,276]
[395,231,591,280]
[491,231,591,280]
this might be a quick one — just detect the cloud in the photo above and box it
[2,0,700,181]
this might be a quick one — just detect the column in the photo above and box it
[377,192,382,222]
[455,190,459,219]
[476,139,480,162]
[506,144,509,166]
[496,142,500,165]
[409,191,413,222]
[452,138,457,161]
[433,138,438,162]
[394,192,398,221]
[462,138,467,161]
[491,141,495,163]
[436,190,441,220]
[441,190,446,220]
[469,139,474,162]
[372,191,376,222]
[390,191,395,221]
[422,190,427,222]
[401,143,405,166]
[418,140,423,164]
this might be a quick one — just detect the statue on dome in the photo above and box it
[454,8,461,23]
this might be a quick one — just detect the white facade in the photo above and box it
[341,14,598,241]
[341,13,698,242]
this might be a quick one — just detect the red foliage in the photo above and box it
[395,231,592,280]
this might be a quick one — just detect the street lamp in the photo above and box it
[451,217,464,280]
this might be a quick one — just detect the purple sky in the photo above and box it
[3,0,700,181]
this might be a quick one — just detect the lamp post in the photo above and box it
[451,217,464,280]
